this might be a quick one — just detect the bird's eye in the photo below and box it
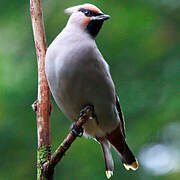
[79,8,97,17]
[84,10,92,17]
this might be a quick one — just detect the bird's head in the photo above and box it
[65,4,110,38]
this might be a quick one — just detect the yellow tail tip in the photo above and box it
[105,170,113,179]
[123,159,138,171]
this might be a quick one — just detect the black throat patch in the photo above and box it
[79,8,104,38]
[86,20,104,38]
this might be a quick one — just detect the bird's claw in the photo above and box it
[70,122,84,137]
[79,105,96,119]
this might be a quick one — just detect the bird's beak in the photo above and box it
[92,14,110,21]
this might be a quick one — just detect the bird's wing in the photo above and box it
[115,94,126,138]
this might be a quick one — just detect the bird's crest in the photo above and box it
[64,3,102,15]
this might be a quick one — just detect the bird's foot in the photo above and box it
[70,105,96,137]
[70,122,84,137]
[79,105,96,120]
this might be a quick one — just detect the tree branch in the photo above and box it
[43,107,94,178]
[30,0,51,179]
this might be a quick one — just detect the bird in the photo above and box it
[45,3,138,179]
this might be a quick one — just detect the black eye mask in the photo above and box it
[79,8,103,17]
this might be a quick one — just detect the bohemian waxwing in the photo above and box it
[45,3,138,179]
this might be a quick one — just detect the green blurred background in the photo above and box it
[0,0,180,179]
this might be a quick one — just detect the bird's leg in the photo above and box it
[70,105,95,137]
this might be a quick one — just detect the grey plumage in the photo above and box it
[45,4,138,179]
[45,26,119,137]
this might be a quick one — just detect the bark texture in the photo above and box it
[30,0,51,179]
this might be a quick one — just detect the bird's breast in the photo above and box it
[45,42,119,137]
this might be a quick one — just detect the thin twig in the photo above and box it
[43,108,94,178]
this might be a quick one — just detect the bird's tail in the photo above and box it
[96,137,114,179]
[105,124,138,170]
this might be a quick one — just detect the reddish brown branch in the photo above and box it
[30,0,51,179]
[30,0,51,150]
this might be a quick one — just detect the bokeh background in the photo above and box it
[0,0,180,179]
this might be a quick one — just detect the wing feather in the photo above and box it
[115,94,126,138]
